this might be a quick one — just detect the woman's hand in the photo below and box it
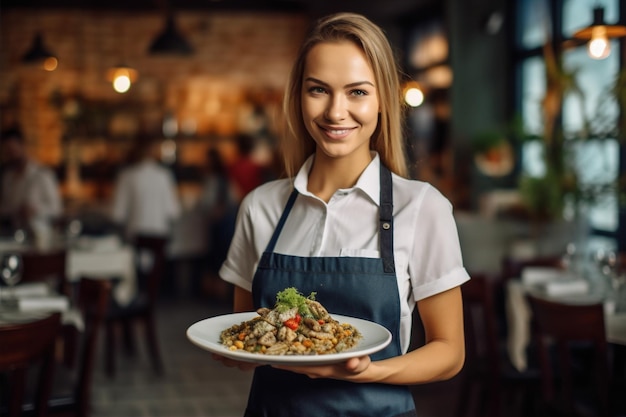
[211,353,259,371]
[212,350,372,380]
[272,355,372,381]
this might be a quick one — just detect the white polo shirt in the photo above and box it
[219,153,470,352]
[111,159,181,239]
[0,160,62,222]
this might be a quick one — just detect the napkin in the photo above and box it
[18,295,69,312]
[544,279,590,297]
[75,235,122,252]
[11,282,50,297]
[521,267,564,285]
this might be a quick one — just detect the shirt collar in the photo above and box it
[293,152,381,206]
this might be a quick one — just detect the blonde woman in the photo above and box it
[215,12,468,416]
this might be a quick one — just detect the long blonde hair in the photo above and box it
[281,12,407,179]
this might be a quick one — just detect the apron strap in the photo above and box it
[264,188,299,254]
[379,164,395,273]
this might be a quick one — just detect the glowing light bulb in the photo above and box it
[113,74,131,93]
[588,26,610,59]
[404,87,424,107]
[43,57,58,71]
[108,66,137,93]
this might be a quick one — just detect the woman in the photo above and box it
[215,12,469,417]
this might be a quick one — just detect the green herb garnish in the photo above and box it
[275,287,316,316]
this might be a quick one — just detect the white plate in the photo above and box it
[186,312,392,365]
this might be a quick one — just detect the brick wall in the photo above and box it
[0,9,307,201]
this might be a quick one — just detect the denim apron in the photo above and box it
[246,164,417,417]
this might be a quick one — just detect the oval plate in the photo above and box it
[186,312,392,366]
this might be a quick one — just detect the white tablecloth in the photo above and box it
[505,268,626,371]
[0,239,28,253]
[0,236,136,307]
[606,313,626,345]
[67,245,136,306]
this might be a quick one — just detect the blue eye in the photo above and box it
[351,89,368,96]
[308,86,326,94]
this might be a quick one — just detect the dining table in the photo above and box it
[0,233,137,307]
[505,263,626,372]
[0,281,79,323]
[0,280,82,402]
[66,235,136,306]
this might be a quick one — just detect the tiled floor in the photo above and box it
[88,291,460,417]
[90,296,253,417]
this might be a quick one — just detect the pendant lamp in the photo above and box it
[148,15,194,56]
[107,64,139,94]
[572,7,626,60]
[21,32,58,71]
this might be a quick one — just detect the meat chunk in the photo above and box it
[258,331,277,347]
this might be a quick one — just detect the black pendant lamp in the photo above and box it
[148,14,194,56]
[22,32,58,70]
[572,7,626,59]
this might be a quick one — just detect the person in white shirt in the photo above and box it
[111,135,181,241]
[213,13,469,417]
[0,127,62,236]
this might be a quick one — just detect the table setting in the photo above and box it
[505,248,626,372]
[0,223,138,308]
[0,253,80,328]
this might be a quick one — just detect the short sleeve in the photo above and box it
[218,192,258,292]
[410,186,470,301]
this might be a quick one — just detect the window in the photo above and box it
[516,0,621,244]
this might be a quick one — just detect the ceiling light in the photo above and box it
[148,15,194,56]
[403,81,425,107]
[107,64,138,94]
[572,7,626,60]
[21,32,58,70]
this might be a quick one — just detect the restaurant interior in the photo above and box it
[1,0,625,416]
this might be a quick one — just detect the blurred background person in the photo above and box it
[111,133,181,242]
[197,147,238,300]
[0,127,62,239]
[227,133,265,200]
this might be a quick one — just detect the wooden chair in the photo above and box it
[21,249,77,368]
[45,277,112,417]
[104,235,167,377]
[456,273,542,417]
[21,249,69,297]
[0,312,62,417]
[526,294,611,416]
[498,254,565,363]
[501,254,564,282]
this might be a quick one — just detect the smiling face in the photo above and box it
[301,41,379,167]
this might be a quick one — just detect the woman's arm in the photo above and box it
[391,285,466,382]
[274,286,465,384]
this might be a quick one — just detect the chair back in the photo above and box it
[74,277,112,417]
[21,249,69,296]
[501,255,564,282]
[0,312,62,417]
[134,235,167,304]
[461,273,502,380]
[526,294,610,415]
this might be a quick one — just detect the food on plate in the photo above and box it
[220,287,362,355]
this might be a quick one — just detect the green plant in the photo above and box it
[515,41,621,223]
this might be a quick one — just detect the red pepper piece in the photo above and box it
[284,313,301,330]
